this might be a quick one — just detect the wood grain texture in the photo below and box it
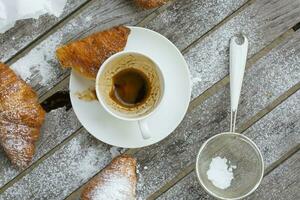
[8,0,153,98]
[145,0,248,50]
[0,0,250,195]
[0,0,89,62]
[159,147,300,199]
[132,30,300,198]
[68,29,300,200]
[186,0,300,99]
[0,106,81,188]
[0,0,154,192]
[157,171,213,200]
[247,151,300,200]
[18,0,300,198]
[0,129,115,200]
[0,0,299,199]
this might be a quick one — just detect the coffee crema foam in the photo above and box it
[98,54,162,118]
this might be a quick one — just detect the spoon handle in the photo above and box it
[229,35,248,132]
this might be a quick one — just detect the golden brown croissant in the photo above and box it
[135,0,167,9]
[81,155,137,200]
[56,26,130,79]
[0,63,45,168]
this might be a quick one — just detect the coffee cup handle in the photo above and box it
[138,120,151,139]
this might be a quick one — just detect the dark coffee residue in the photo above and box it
[110,68,150,108]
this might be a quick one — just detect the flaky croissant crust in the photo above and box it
[81,155,137,200]
[0,63,45,168]
[56,26,130,79]
[135,0,167,9]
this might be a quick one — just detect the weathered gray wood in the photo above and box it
[1,0,298,198]
[0,129,116,200]
[2,26,299,200]
[20,0,296,198]
[8,0,249,98]
[247,151,300,200]
[242,92,300,168]
[158,148,300,200]
[187,0,300,99]
[0,0,154,190]
[0,0,89,62]
[131,30,300,198]
[9,0,154,97]
[145,0,248,50]
[0,0,249,194]
[157,171,213,200]
[0,106,81,188]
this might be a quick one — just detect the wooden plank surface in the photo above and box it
[9,0,154,96]
[159,147,300,199]
[157,171,216,200]
[158,150,300,199]
[0,106,81,188]
[0,0,154,190]
[0,0,89,62]
[186,0,300,99]
[131,29,300,199]
[0,0,248,194]
[247,150,300,200]
[2,22,299,200]
[8,0,248,98]
[0,0,299,199]
[145,0,248,50]
[0,129,115,200]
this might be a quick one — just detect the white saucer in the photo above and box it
[70,26,191,148]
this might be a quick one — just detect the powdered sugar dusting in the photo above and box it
[8,9,95,92]
[4,138,27,152]
[0,106,82,189]
[11,35,63,87]
[0,148,18,187]
[0,129,113,200]
[146,0,248,50]
[90,174,132,200]
[136,164,144,200]
[186,0,297,100]
[206,156,236,189]
[245,90,300,167]
[76,145,102,180]
[135,30,300,198]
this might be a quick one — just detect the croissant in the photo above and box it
[56,26,130,79]
[0,63,45,168]
[134,0,167,9]
[81,155,137,200]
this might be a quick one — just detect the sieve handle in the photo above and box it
[230,35,248,132]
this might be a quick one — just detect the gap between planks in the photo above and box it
[38,1,173,103]
[1,0,297,197]
[0,1,173,195]
[151,146,300,200]
[39,0,252,103]
[148,79,300,199]
[147,30,300,199]
[0,127,84,194]
[181,0,255,55]
[65,27,298,200]
[4,0,94,66]
[188,29,295,112]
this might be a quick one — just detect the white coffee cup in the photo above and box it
[95,51,165,139]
